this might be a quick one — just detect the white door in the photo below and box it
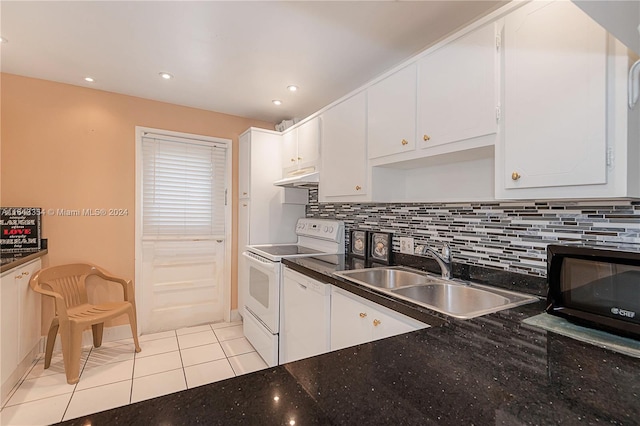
[136,128,231,333]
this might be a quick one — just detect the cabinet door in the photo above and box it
[238,132,250,199]
[320,92,367,198]
[503,0,607,189]
[330,287,373,351]
[371,304,427,342]
[368,64,417,159]
[18,260,42,361]
[296,117,320,167]
[1,271,19,386]
[237,200,250,316]
[281,128,298,171]
[418,21,498,148]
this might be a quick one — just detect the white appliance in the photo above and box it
[242,218,344,366]
[280,267,331,364]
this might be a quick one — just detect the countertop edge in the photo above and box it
[1,250,47,274]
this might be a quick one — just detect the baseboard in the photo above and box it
[230,309,242,322]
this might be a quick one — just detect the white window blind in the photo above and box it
[142,134,227,237]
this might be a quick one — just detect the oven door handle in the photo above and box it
[242,252,277,271]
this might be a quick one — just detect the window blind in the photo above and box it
[142,134,227,237]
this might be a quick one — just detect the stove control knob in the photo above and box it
[328,226,334,233]
[323,226,329,232]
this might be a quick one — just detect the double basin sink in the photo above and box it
[334,267,538,319]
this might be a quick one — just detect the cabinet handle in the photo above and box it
[355,185,362,191]
[511,172,521,181]
[401,139,408,146]
[359,312,367,318]
[423,134,431,141]
[373,319,381,327]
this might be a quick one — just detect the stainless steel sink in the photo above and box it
[334,267,538,319]
[334,267,441,289]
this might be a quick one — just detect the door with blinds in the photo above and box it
[137,129,230,333]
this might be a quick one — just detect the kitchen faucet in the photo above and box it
[414,242,452,280]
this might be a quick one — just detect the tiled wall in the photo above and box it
[306,189,640,277]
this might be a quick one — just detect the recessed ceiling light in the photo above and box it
[287,85,298,92]
[84,77,95,83]
[272,100,282,106]
[159,72,173,80]
[0,37,8,44]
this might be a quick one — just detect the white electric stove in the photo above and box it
[241,218,344,366]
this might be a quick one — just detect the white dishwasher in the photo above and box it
[280,266,331,364]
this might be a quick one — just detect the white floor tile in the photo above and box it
[63,380,131,421]
[177,330,217,349]
[131,369,186,404]
[213,325,244,342]
[210,320,242,330]
[0,393,71,426]
[136,336,179,358]
[228,352,268,376]
[76,360,134,391]
[133,351,182,378]
[84,342,136,367]
[27,352,89,380]
[184,359,235,388]
[5,373,74,406]
[180,343,226,367]
[176,324,214,336]
[138,330,176,343]
[220,337,255,357]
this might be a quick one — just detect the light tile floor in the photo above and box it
[0,320,268,425]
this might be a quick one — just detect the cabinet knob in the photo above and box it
[373,319,381,327]
[298,157,302,160]
[15,275,22,280]
[242,192,247,196]
[359,312,367,318]
[511,171,521,181]
[423,134,431,141]
[355,185,362,191]
[401,139,408,146]
[290,158,296,162]
[22,271,29,276]
[242,203,247,207]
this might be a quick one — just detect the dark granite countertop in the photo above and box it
[58,255,639,426]
[0,249,47,274]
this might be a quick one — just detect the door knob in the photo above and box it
[511,172,521,181]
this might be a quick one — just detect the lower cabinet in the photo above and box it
[330,286,429,351]
[1,258,42,405]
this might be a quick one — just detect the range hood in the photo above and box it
[273,169,319,188]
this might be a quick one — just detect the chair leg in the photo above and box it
[126,307,142,353]
[92,323,104,348]
[44,318,60,369]
[59,322,83,385]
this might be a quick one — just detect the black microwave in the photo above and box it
[547,244,640,339]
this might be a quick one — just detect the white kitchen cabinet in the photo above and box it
[497,0,640,199]
[319,92,369,201]
[280,267,330,364]
[1,258,42,406]
[417,21,499,151]
[368,64,417,159]
[238,133,250,199]
[330,286,428,351]
[281,117,320,174]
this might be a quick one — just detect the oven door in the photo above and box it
[242,251,280,333]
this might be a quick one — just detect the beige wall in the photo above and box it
[1,73,273,329]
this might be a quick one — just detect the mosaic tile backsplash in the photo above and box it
[306,189,640,277]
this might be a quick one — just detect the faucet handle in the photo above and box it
[441,242,451,260]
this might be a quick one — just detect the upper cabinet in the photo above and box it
[367,64,417,159]
[281,117,320,174]
[497,0,639,199]
[319,92,369,201]
[417,21,499,151]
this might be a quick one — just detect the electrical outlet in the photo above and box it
[399,237,414,254]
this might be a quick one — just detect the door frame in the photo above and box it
[134,126,233,332]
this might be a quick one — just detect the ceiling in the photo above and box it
[0,1,504,124]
